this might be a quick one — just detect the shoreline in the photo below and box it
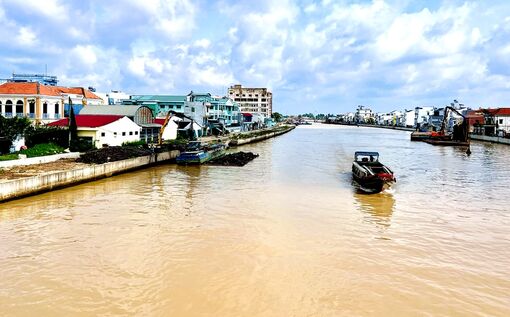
[0,125,295,203]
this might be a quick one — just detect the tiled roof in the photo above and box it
[47,115,124,128]
[495,108,510,116]
[0,82,102,99]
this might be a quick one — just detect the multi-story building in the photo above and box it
[355,105,374,123]
[228,84,272,118]
[0,82,103,124]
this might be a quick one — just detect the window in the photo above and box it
[54,103,59,114]
[122,132,126,136]
[5,100,13,116]
[43,102,48,114]
[176,105,182,109]
[114,132,117,136]
[135,131,139,135]
[16,100,23,116]
[499,119,503,124]
[160,104,165,109]
[129,131,133,135]
[192,107,195,112]
[101,132,106,137]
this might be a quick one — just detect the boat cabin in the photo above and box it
[354,151,380,163]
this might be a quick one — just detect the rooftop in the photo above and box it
[47,115,124,128]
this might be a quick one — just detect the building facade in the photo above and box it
[228,84,272,118]
[0,82,103,124]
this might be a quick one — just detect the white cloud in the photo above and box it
[17,26,37,46]
[72,45,98,66]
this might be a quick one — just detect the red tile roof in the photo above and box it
[494,108,510,116]
[47,115,124,128]
[0,82,102,99]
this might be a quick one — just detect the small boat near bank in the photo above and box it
[176,141,227,164]
[352,151,396,193]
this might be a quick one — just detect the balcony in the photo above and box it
[4,112,13,118]
[15,113,24,118]
[27,113,35,119]
[42,113,49,119]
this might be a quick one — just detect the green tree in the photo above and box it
[271,112,283,122]
[0,116,31,154]
[68,102,79,151]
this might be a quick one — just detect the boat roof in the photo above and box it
[354,151,379,156]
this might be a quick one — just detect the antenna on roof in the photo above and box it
[45,64,47,76]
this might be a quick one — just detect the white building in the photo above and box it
[0,82,104,124]
[414,106,434,128]
[228,84,272,118]
[403,109,415,127]
[95,90,131,105]
[48,115,141,148]
[355,106,374,123]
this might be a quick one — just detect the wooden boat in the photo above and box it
[352,151,395,193]
[176,141,226,164]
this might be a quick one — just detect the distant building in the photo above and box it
[355,105,373,123]
[95,90,131,105]
[228,84,272,118]
[9,73,58,86]
[414,106,434,129]
[0,82,103,124]
[403,109,415,128]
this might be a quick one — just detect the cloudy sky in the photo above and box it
[1,0,509,114]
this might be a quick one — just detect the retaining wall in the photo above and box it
[0,152,81,169]
[0,150,179,203]
[470,134,510,145]
[229,126,295,146]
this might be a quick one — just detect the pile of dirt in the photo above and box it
[207,151,259,166]
[77,146,152,164]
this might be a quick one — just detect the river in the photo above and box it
[1,124,509,316]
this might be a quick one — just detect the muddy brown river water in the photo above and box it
[1,124,509,316]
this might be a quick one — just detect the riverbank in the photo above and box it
[0,125,295,203]
[324,122,414,132]
[0,150,179,202]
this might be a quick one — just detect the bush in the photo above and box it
[19,143,65,158]
[25,126,69,148]
[122,140,147,147]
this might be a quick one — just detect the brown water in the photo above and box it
[1,124,509,316]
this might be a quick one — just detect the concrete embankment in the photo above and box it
[0,150,179,203]
[470,134,510,145]
[229,125,295,146]
[0,152,81,169]
[324,122,414,132]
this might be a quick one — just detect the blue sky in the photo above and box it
[1,0,510,114]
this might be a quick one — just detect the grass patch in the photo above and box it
[0,153,19,161]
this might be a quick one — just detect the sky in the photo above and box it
[1,0,510,115]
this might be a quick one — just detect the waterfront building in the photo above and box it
[79,105,160,142]
[414,106,434,129]
[48,115,141,148]
[0,82,103,124]
[403,110,415,128]
[479,108,510,136]
[228,84,272,118]
[124,92,242,136]
[355,105,374,123]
